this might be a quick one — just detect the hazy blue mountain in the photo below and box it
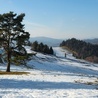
[30,37,64,46]
[84,38,98,44]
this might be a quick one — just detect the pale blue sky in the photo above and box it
[0,0,98,39]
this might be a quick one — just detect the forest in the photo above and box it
[60,38,98,63]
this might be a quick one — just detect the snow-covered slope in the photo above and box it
[0,47,98,98]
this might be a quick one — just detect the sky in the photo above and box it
[0,0,98,39]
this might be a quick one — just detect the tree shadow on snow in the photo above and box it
[0,79,95,90]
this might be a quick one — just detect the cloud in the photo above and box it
[24,20,98,39]
[24,21,79,39]
[24,21,47,28]
[24,21,60,38]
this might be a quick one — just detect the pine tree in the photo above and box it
[0,12,30,72]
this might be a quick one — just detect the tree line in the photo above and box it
[31,41,54,55]
[60,38,98,62]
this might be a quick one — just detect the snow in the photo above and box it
[0,47,98,98]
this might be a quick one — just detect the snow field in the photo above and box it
[0,47,98,98]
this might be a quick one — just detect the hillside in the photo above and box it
[30,37,63,46]
[60,38,98,63]
[0,46,98,97]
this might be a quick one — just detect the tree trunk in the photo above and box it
[6,51,11,72]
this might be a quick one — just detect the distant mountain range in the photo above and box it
[29,37,98,46]
[30,37,64,47]
[84,38,98,44]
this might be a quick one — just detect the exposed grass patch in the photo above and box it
[74,79,98,85]
[0,71,30,75]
